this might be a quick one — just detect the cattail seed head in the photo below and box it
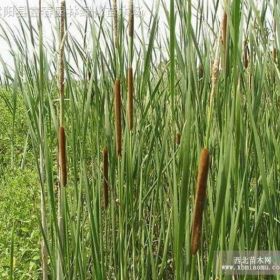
[127,67,134,131]
[114,79,122,157]
[191,148,210,255]
[103,147,109,208]
[58,126,67,187]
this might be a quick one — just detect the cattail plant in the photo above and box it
[57,0,67,278]
[103,147,109,208]
[127,0,134,130]
[112,0,122,157]
[114,79,122,157]
[191,148,210,255]
[38,0,48,278]
[58,0,67,186]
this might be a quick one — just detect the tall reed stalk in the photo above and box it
[127,0,134,131]
[57,0,67,278]
[114,79,122,157]
[113,0,122,157]
[38,1,48,278]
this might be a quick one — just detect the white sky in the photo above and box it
[0,0,175,74]
[5,1,275,76]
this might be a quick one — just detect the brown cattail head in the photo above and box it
[112,0,118,48]
[128,0,134,38]
[127,67,134,131]
[243,39,249,69]
[59,126,67,187]
[191,148,210,255]
[114,79,122,157]
[103,147,109,208]
[175,133,181,145]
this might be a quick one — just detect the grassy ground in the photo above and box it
[0,96,40,279]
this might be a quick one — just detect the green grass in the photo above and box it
[0,0,280,279]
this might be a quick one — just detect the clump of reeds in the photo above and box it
[103,147,109,208]
[191,148,210,255]
[114,79,122,157]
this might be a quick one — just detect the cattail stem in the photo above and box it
[58,0,66,128]
[128,0,134,66]
[103,147,109,208]
[191,148,210,255]
[114,79,122,157]
[57,1,66,278]
[127,68,133,130]
[112,0,118,49]
[128,0,134,38]
[127,1,134,131]
[59,126,67,187]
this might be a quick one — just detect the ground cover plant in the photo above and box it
[0,0,280,279]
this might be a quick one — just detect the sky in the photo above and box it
[0,0,170,73]
[0,0,225,75]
